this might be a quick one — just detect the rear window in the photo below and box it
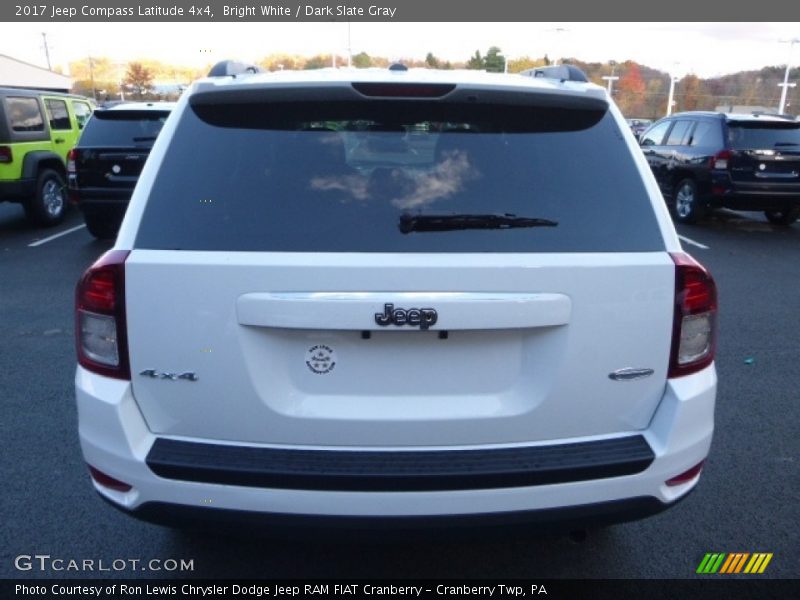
[79,109,170,147]
[134,98,663,253]
[727,120,800,150]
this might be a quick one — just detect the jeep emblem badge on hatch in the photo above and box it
[375,303,438,330]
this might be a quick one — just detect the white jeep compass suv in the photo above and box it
[75,62,717,533]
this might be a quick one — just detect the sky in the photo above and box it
[1,22,799,79]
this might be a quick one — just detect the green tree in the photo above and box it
[484,46,505,73]
[304,55,331,70]
[123,62,154,99]
[352,52,372,68]
[466,50,483,70]
[425,52,440,68]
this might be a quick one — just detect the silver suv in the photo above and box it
[75,62,717,533]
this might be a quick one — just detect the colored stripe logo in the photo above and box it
[697,553,773,574]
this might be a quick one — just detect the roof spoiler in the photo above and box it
[208,60,263,78]
[519,65,589,83]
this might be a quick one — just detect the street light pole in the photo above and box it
[778,38,799,114]
[666,75,678,116]
[602,61,618,96]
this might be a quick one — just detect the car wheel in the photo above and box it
[672,179,706,224]
[84,214,120,240]
[764,208,800,226]
[24,169,67,227]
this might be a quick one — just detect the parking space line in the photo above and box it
[28,224,86,247]
[678,234,710,250]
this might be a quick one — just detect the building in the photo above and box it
[0,54,73,92]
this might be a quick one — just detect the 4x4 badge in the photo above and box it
[375,303,438,330]
[139,369,198,381]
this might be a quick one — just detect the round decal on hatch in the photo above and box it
[305,344,337,375]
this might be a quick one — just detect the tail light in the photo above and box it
[669,253,717,378]
[0,146,11,163]
[710,150,731,170]
[75,250,131,379]
[67,148,77,174]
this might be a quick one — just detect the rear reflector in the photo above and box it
[67,148,77,174]
[75,250,131,379]
[88,465,132,492]
[669,253,717,378]
[0,146,11,163]
[666,461,704,486]
[352,82,456,98]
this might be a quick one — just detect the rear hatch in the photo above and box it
[725,118,800,186]
[72,108,170,193]
[124,82,675,447]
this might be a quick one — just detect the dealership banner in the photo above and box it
[2,0,799,22]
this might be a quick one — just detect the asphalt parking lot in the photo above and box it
[0,202,797,580]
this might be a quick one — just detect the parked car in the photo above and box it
[75,62,717,534]
[626,118,652,139]
[640,111,800,224]
[0,87,93,226]
[68,102,174,239]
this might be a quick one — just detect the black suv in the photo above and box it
[640,111,800,225]
[68,102,173,239]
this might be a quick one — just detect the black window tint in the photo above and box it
[689,121,723,147]
[640,121,670,146]
[5,97,44,132]
[45,99,70,130]
[727,121,800,149]
[665,120,692,146]
[135,102,663,253]
[78,110,170,147]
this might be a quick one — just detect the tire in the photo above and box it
[84,214,120,240]
[672,178,706,224]
[24,168,67,227]
[764,208,800,227]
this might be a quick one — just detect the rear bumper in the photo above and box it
[709,177,800,210]
[71,186,132,210]
[76,365,715,527]
[0,178,35,201]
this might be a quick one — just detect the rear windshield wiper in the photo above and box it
[774,142,799,147]
[133,136,158,142]
[399,213,558,234]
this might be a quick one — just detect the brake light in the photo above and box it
[0,146,11,163]
[669,253,717,378]
[352,82,456,98]
[710,149,731,169]
[75,250,131,379]
[67,148,77,173]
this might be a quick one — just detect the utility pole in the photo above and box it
[602,61,619,96]
[666,75,678,116]
[88,55,97,101]
[347,21,352,68]
[40,32,52,70]
[778,38,799,114]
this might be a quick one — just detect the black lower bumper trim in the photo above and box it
[146,435,654,492]
[103,494,680,536]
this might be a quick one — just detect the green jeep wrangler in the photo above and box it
[0,87,94,226]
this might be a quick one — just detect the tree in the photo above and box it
[352,52,372,68]
[304,55,331,70]
[466,51,483,70]
[425,52,440,69]
[617,63,646,116]
[484,46,505,73]
[123,62,154,99]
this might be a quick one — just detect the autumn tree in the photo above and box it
[123,62,154,99]
[616,63,646,116]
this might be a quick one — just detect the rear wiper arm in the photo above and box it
[399,213,558,234]
[133,136,158,142]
